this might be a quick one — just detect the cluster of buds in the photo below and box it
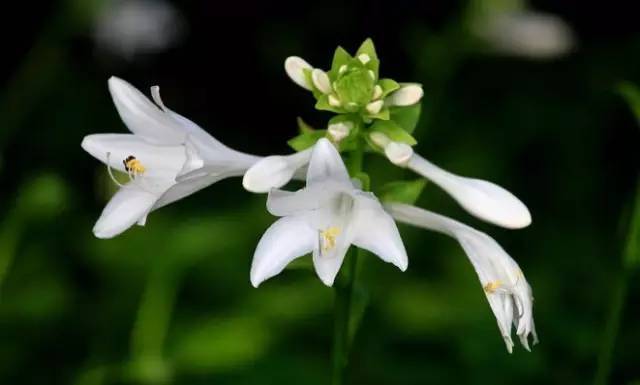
[284,39,423,150]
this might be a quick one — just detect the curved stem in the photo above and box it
[331,143,366,385]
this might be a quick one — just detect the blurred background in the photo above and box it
[1,0,639,384]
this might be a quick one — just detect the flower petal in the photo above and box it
[81,134,185,179]
[250,215,316,287]
[386,203,537,351]
[351,199,408,271]
[153,173,227,210]
[267,188,320,216]
[93,184,162,238]
[242,148,312,193]
[312,243,350,287]
[108,77,186,144]
[407,154,531,229]
[306,138,350,186]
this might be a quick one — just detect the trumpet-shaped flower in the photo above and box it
[81,77,260,238]
[385,203,537,352]
[369,133,531,229]
[250,139,408,287]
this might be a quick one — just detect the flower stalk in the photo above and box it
[332,143,366,385]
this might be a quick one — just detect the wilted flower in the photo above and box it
[386,203,538,352]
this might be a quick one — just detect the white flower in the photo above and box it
[386,203,537,352]
[370,133,531,229]
[81,76,260,238]
[472,10,574,60]
[94,0,185,59]
[250,139,408,287]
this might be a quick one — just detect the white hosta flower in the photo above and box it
[82,77,260,238]
[370,133,531,229]
[94,0,185,59]
[386,203,537,352]
[250,139,408,287]
[473,10,574,59]
[242,148,311,193]
[284,56,313,90]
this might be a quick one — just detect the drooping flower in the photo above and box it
[250,138,408,287]
[369,132,531,229]
[385,203,537,352]
[81,77,260,238]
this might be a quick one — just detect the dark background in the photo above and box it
[1,0,639,384]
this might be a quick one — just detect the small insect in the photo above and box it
[123,155,145,174]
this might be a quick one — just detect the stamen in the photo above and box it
[483,280,502,294]
[106,152,126,188]
[319,226,341,254]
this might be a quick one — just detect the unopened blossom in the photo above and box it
[369,133,531,229]
[82,77,260,238]
[250,139,407,287]
[242,148,311,193]
[284,52,423,118]
[386,203,537,352]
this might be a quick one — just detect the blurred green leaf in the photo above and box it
[618,82,640,127]
[172,316,272,373]
[390,103,422,134]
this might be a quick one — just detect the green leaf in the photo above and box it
[618,82,640,127]
[331,46,352,75]
[378,78,400,97]
[296,117,315,134]
[287,130,327,151]
[370,119,417,145]
[623,182,640,269]
[356,38,378,61]
[378,179,427,205]
[390,103,422,134]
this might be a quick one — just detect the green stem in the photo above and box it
[331,144,365,385]
[593,181,639,385]
[593,271,629,385]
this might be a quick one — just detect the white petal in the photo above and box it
[108,77,186,144]
[386,203,536,351]
[312,243,350,287]
[93,184,162,238]
[311,69,332,94]
[267,188,320,216]
[81,134,185,179]
[149,84,262,172]
[306,138,350,186]
[407,154,531,229]
[250,215,316,287]
[242,148,312,193]
[284,56,313,90]
[153,173,227,210]
[385,84,424,106]
[328,121,352,142]
[351,198,408,271]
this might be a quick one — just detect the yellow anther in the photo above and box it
[320,227,341,252]
[124,155,145,174]
[483,280,502,294]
